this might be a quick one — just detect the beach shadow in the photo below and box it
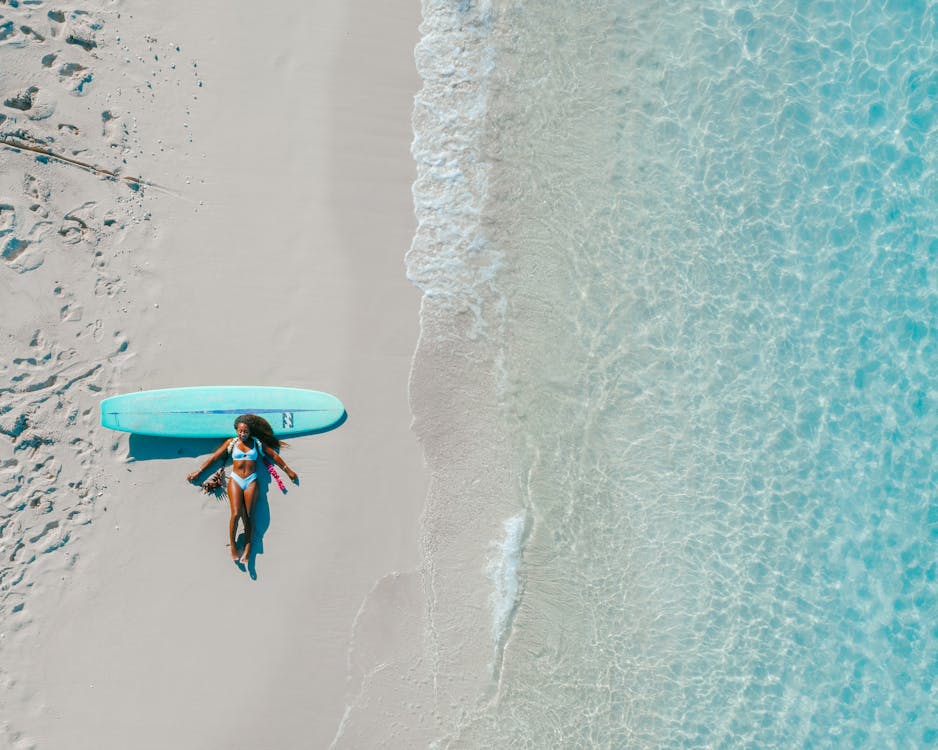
[221,470,274,581]
[125,409,348,461]
[122,417,338,578]
[287,409,349,437]
[245,469,272,581]
[128,434,221,461]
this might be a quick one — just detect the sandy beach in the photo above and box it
[1,1,425,747]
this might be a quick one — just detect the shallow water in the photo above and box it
[409,1,938,746]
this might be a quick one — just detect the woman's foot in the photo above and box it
[239,543,251,565]
[229,542,240,560]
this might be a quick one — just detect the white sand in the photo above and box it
[0,1,426,747]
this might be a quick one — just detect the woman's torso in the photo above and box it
[231,438,261,477]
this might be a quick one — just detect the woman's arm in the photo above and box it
[264,445,298,482]
[186,439,232,483]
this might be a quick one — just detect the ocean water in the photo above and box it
[408,0,938,747]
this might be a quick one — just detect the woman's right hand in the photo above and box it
[186,470,200,483]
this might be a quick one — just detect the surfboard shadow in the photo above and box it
[124,410,348,460]
[284,408,349,437]
[127,435,220,461]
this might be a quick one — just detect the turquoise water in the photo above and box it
[409,1,938,746]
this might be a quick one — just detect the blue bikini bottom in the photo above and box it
[230,472,257,491]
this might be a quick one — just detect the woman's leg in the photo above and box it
[227,477,245,559]
[240,480,258,563]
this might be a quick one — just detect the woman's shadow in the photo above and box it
[237,466,274,580]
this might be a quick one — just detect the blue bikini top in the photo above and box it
[229,437,261,461]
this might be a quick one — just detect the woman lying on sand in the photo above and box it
[186,414,298,563]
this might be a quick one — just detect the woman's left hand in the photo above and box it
[286,468,298,483]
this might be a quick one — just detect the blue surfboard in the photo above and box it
[100,386,346,438]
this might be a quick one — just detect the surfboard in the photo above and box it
[100,386,346,438]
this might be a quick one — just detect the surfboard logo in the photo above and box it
[282,411,294,429]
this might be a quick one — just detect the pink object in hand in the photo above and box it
[265,458,287,493]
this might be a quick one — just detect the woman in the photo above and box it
[186,414,298,563]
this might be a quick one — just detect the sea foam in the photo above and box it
[408,0,501,337]
[487,513,527,656]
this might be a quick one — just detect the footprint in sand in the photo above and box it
[47,9,101,52]
[0,19,45,48]
[58,201,97,245]
[56,62,93,95]
[3,85,36,110]
[0,20,21,48]
[93,271,123,299]
[2,221,50,272]
[3,85,56,119]
[47,9,66,31]
[19,25,45,43]
[1,237,31,264]
[59,303,83,322]
[29,328,45,348]
[0,204,15,237]
[101,110,127,148]
[23,174,50,205]
[23,175,50,218]
[56,123,84,151]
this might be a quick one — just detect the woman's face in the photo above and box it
[236,422,251,442]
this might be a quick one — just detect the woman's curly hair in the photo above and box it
[234,414,286,452]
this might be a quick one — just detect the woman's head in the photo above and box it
[233,414,283,451]
[235,420,251,442]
